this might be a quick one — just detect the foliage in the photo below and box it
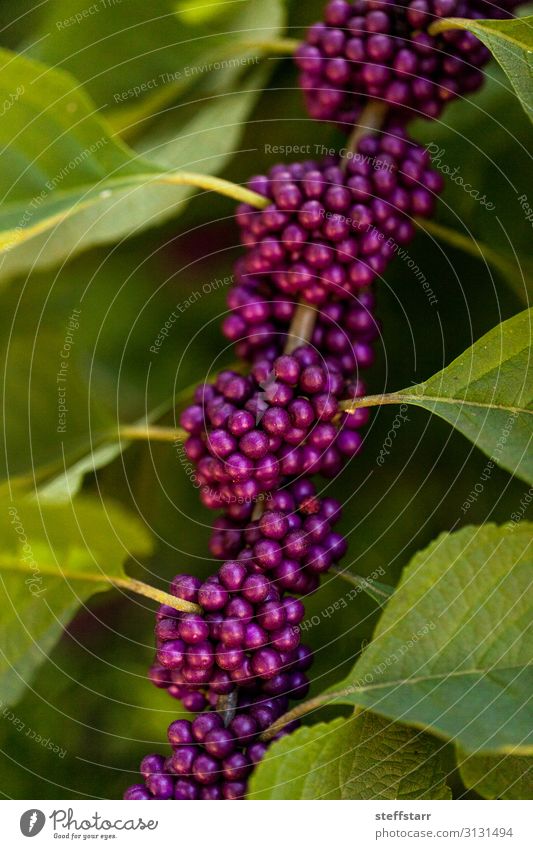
[0,0,531,801]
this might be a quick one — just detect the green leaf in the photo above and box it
[0,49,265,283]
[175,0,230,25]
[349,309,533,485]
[28,0,283,112]
[0,231,229,502]
[458,749,533,799]
[249,711,451,800]
[106,0,286,140]
[29,0,188,108]
[432,16,533,122]
[326,524,533,754]
[34,399,184,504]
[0,495,152,706]
[333,568,395,608]
[400,309,532,484]
[136,66,270,170]
[0,328,115,483]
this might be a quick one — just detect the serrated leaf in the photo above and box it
[0,495,152,706]
[249,711,451,800]
[333,568,395,607]
[325,524,533,754]
[367,309,533,485]
[458,749,533,799]
[435,16,533,122]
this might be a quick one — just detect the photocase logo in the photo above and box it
[20,809,46,837]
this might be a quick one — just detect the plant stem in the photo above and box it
[340,393,407,413]
[114,576,201,612]
[341,101,389,171]
[118,425,187,443]
[156,172,268,210]
[247,300,317,514]
[428,17,467,36]
[261,692,335,742]
[416,218,530,303]
[240,38,301,55]
[247,303,319,516]
[218,691,239,727]
[284,301,317,354]
[0,559,201,613]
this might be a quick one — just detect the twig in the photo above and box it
[284,301,317,354]
[341,101,389,171]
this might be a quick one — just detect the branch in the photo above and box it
[154,172,268,210]
[260,692,336,742]
[284,301,317,354]
[241,38,301,55]
[340,392,532,417]
[0,560,200,613]
[114,576,201,613]
[341,101,389,171]
[118,425,187,443]
[331,566,395,605]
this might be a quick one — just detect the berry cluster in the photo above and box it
[295,0,528,125]
[125,482,340,800]
[235,130,443,305]
[154,586,310,702]
[180,346,368,510]
[209,478,348,568]
[223,263,379,368]
[150,480,344,706]
[123,0,503,801]
[125,700,297,800]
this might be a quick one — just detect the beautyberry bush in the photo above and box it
[0,0,531,806]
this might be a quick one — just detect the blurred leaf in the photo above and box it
[0,329,114,482]
[413,68,532,262]
[352,309,533,485]
[136,65,271,169]
[458,749,533,799]
[327,524,533,754]
[419,219,532,303]
[28,0,182,108]
[250,711,451,800]
[0,48,266,282]
[28,0,283,110]
[33,410,171,505]
[0,221,233,500]
[333,568,395,608]
[433,16,533,122]
[0,495,152,706]
[107,0,286,140]
[175,0,231,25]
